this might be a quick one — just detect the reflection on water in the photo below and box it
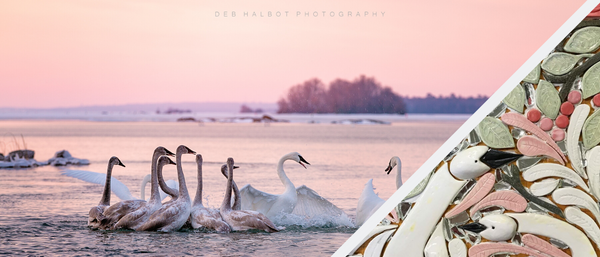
[0,120,460,255]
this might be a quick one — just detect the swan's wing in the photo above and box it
[61,169,136,201]
[356,179,385,226]
[239,184,278,215]
[292,185,346,218]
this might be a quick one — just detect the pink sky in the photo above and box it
[0,0,588,108]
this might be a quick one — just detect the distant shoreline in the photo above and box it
[0,110,470,123]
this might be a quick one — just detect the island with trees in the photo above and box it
[276,75,488,114]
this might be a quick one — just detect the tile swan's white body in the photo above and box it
[507,213,595,257]
[383,163,467,257]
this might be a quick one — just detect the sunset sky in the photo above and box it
[0,0,588,108]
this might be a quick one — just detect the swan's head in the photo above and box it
[288,152,310,169]
[155,146,175,157]
[157,156,176,166]
[220,164,239,177]
[177,145,196,155]
[450,146,522,180]
[109,156,125,167]
[196,154,203,164]
[458,214,517,241]
[226,157,235,170]
[385,156,401,175]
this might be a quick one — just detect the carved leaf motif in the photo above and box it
[536,80,561,119]
[403,170,433,201]
[522,234,570,257]
[582,62,600,99]
[564,207,600,247]
[501,112,566,163]
[588,147,600,201]
[567,104,590,179]
[523,63,541,84]
[448,239,467,257]
[477,117,515,149]
[523,163,590,191]
[364,229,395,257]
[530,178,560,196]
[517,135,565,164]
[503,85,525,113]
[469,190,527,215]
[445,173,494,218]
[468,242,548,257]
[552,187,600,223]
[564,26,600,54]
[583,109,600,150]
[541,52,584,76]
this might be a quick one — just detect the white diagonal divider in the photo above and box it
[333,0,600,256]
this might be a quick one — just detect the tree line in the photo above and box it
[277,76,406,114]
[276,76,488,114]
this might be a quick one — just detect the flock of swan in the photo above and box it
[64,145,403,232]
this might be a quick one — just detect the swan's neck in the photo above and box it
[176,152,190,201]
[149,151,162,203]
[140,174,150,200]
[277,156,295,192]
[395,158,402,189]
[221,166,240,210]
[193,161,203,207]
[158,163,177,199]
[99,163,114,206]
[232,179,240,210]
[221,165,234,212]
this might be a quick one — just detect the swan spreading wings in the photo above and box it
[239,152,346,220]
[62,169,178,201]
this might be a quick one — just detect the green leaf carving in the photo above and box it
[503,85,525,113]
[583,110,600,150]
[536,80,561,120]
[582,61,600,99]
[477,116,515,149]
[523,63,540,84]
[541,52,589,76]
[564,26,600,53]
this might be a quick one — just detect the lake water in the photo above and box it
[0,119,461,256]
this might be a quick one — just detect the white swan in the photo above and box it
[240,152,345,220]
[221,157,279,232]
[189,155,231,232]
[356,156,401,226]
[137,145,195,232]
[62,170,178,202]
[88,156,125,229]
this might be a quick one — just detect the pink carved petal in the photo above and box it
[468,242,548,257]
[385,209,399,223]
[517,136,566,165]
[522,234,570,257]
[445,173,495,218]
[501,112,567,163]
[470,190,527,215]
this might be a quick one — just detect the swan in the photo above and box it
[220,164,240,210]
[137,145,196,232]
[88,156,125,229]
[189,155,232,232]
[356,156,402,226]
[111,155,176,230]
[101,146,174,230]
[62,171,178,202]
[220,157,279,232]
[240,152,346,220]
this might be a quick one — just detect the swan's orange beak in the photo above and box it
[165,148,175,157]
